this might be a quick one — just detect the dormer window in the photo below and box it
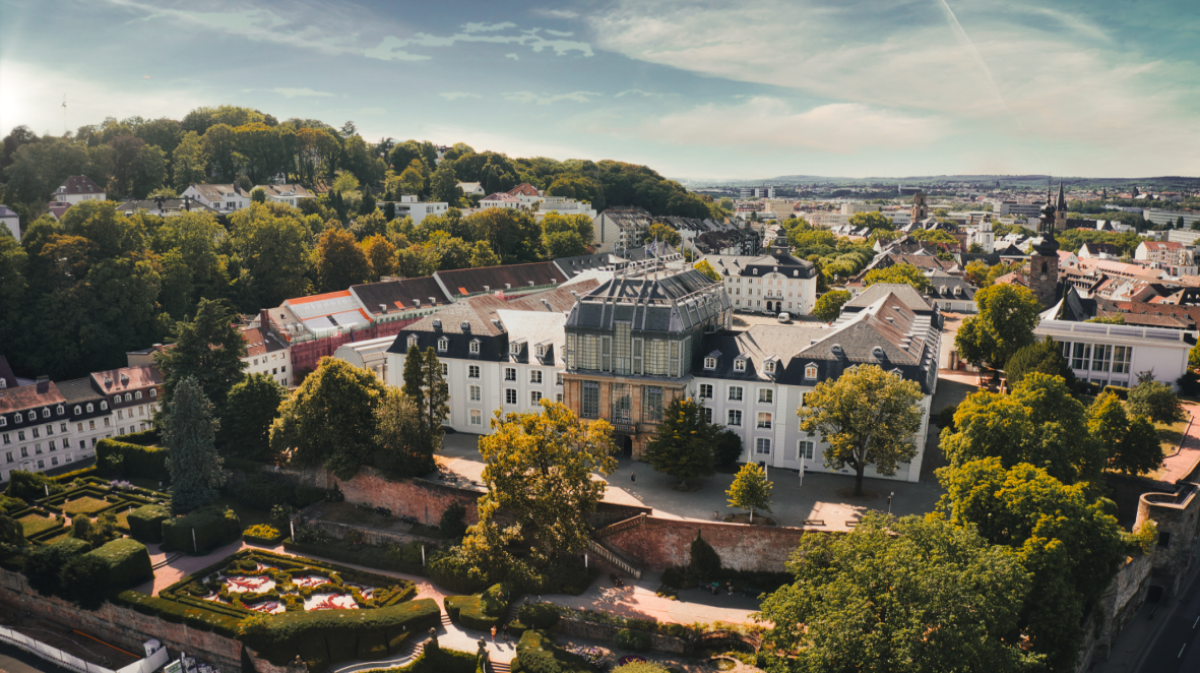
[438,337,449,352]
[704,357,716,370]
[87,403,94,413]
[469,340,481,354]
[510,342,522,355]
[805,364,818,379]
[100,401,108,410]
[734,358,747,372]
[124,393,132,402]
[0,417,5,427]
[536,345,546,358]
[42,408,50,418]
[28,411,36,421]
[56,405,64,415]
[407,335,418,350]
[150,389,157,398]
[752,268,758,275]
[74,406,82,415]
[135,391,143,400]
[764,360,776,374]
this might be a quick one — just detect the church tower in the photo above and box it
[1029,203,1061,307]
[911,191,928,223]
[1054,182,1068,230]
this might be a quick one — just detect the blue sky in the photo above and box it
[2,0,1197,180]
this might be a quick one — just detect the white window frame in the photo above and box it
[728,386,743,401]
[438,337,449,352]
[734,358,746,372]
[727,409,742,426]
[758,388,773,404]
[704,357,716,370]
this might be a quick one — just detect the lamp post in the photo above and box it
[888,492,894,515]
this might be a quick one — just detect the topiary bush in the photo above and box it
[60,553,111,609]
[96,439,168,481]
[25,537,92,597]
[439,502,468,539]
[613,629,651,652]
[244,524,284,544]
[88,538,153,589]
[162,506,241,554]
[6,470,66,500]
[128,504,170,543]
[516,630,594,673]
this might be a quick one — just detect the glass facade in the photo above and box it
[582,381,600,418]
[644,387,664,423]
[612,383,631,423]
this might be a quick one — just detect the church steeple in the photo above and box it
[1056,182,1066,212]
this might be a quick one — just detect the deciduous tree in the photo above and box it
[163,376,224,514]
[726,463,772,522]
[361,234,397,281]
[155,298,247,411]
[228,203,311,311]
[314,226,370,292]
[1128,373,1185,424]
[693,259,720,281]
[373,387,436,478]
[219,373,286,461]
[798,364,923,496]
[1005,336,1074,388]
[862,263,931,293]
[955,283,1041,368]
[812,289,851,321]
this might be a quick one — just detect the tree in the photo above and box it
[1004,336,1074,389]
[812,289,851,321]
[1128,374,1185,424]
[155,298,247,411]
[398,164,424,197]
[314,226,370,292]
[430,161,461,204]
[251,187,266,204]
[219,373,286,460]
[0,511,23,552]
[798,364,923,496]
[469,240,501,268]
[939,459,1126,671]
[693,259,720,281]
[726,463,772,522]
[60,554,110,609]
[955,284,1041,368]
[756,512,1038,673]
[862,263,931,293]
[543,230,587,258]
[228,203,311,311]
[713,428,743,467]
[466,208,542,264]
[644,398,717,487]
[270,358,386,479]
[171,131,207,191]
[477,401,616,563]
[373,387,436,478]
[361,234,397,281]
[1190,341,1200,371]
[163,376,224,514]
[643,222,681,246]
[847,211,892,230]
[1117,415,1164,476]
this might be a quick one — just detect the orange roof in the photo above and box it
[287,290,352,305]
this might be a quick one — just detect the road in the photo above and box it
[1139,567,1200,673]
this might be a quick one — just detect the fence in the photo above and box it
[0,625,169,673]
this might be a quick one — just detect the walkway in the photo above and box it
[1157,405,1200,484]
[544,570,761,627]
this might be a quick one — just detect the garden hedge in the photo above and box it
[517,603,560,629]
[121,429,160,446]
[128,504,171,543]
[162,506,241,554]
[614,629,651,652]
[6,470,66,500]
[96,439,169,481]
[283,538,429,576]
[88,538,153,589]
[515,630,594,673]
[238,597,441,671]
[114,590,241,636]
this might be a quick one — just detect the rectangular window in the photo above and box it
[556,393,564,403]
[632,338,644,376]
[117,410,123,421]
[798,440,814,460]
[530,391,542,405]
[2,433,7,444]
[78,440,85,449]
[728,409,742,426]
[441,363,448,377]
[505,368,516,381]
[699,384,713,399]
[34,444,42,454]
[1072,343,1091,370]
[1113,346,1132,374]
[759,389,773,403]
[612,383,631,423]
[556,373,563,386]
[18,431,25,441]
[703,407,713,424]
[530,370,542,384]
[566,333,577,369]
[601,335,612,372]
[470,409,482,426]
[505,389,517,405]
[757,412,772,429]
[37,459,44,469]
[729,386,743,401]
[1091,344,1112,371]
[469,365,480,378]
[756,438,771,454]
[32,427,39,438]
[21,447,28,458]
[644,387,664,423]
[77,423,83,432]
[51,457,58,466]
[5,451,11,463]
[104,418,110,427]
[48,440,56,451]
[582,381,600,418]
[46,424,53,435]
[272,367,278,375]
[89,420,95,430]
[469,385,481,402]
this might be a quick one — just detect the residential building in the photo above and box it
[562,258,732,457]
[46,201,72,221]
[707,253,820,315]
[1135,241,1194,270]
[432,262,567,301]
[350,276,453,322]
[457,182,485,196]
[57,377,111,462]
[181,184,252,214]
[91,366,162,437]
[479,193,522,209]
[0,205,20,240]
[924,272,977,313]
[50,175,105,205]
[254,184,314,208]
[593,207,654,253]
[1144,209,1200,229]
[0,378,71,482]
[239,310,292,388]
[334,336,396,383]
[536,196,597,220]
[1079,242,1119,259]
[390,195,449,225]
[692,283,939,481]
[117,198,220,218]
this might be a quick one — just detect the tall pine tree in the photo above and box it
[155,298,247,413]
[163,376,224,514]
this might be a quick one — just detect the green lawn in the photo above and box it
[62,496,113,518]
[18,512,60,537]
[1157,418,1189,456]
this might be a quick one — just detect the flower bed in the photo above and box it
[243,523,285,545]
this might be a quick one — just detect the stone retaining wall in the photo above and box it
[605,517,816,571]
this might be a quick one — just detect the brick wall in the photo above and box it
[0,567,245,673]
[297,466,483,527]
[289,319,416,380]
[605,517,817,571]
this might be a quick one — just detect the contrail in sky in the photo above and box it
[935,0,1022,129]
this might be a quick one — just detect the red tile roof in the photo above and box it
[0,381,65,413]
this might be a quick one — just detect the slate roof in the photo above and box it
[352,277,453,314]
[498,310,566,366]
[255,184,313,199]
[0,205,17,218]
[0,355,18,390]
[241,325,289,357]
[843,283,934,313]
[56,377,110,420]
[117,199,220,215]
[55,175,103,196]
[707,253,819,279]
[435,262,567,297]
[187,184,246,200]
[925,273,978,302]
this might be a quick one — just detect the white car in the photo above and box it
[777,312,791,323]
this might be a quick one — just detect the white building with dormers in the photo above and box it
[50,175,105,205]
[0,378,73,482]
[706,252,820,315]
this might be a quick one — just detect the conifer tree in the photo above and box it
[163,376,224,514]
[644,397,716,488]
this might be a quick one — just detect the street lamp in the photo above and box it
[888,492,894,515]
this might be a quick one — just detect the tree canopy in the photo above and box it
[812,290,851,321]
[955,284,1041,368]
[862,263,931,293]
[644,397,718,487]
[155,298,247,412]
[163,376,224,514]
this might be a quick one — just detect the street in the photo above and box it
[1139,568,1200,673]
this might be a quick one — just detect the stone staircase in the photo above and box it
[441,612,453,628]
[491,658,511,673]
[586,538,642,579]
[329,639,425,673]
[592,513,647,539]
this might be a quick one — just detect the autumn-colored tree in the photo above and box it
[862,263,931,293]
[314,226,369,292]
[813,290,851,321]
[361,234,397,281]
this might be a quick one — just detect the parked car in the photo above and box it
[777,312,791,323]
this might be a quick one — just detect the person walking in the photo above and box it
[630,472,636,483]
[727,581,733,595]
[491,626,497,642]
[502,624,509,643]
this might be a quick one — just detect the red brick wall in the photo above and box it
[300,466,483,527]
[605,517,820,571]
[289,319,416,379]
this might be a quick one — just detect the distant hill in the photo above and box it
[682,175,1200,190]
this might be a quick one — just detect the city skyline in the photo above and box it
[1,0,1198,180]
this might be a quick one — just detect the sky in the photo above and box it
[1,0,1198,181]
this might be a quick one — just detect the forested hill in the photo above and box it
[0,104,719,222]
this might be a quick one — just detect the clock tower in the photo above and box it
[1029,203,1061,307]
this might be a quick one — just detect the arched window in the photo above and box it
[56,405,64,415]
[28,411,36,421]
[42,408,50,418]
[113,396,120,405]
[100,401,108,411]
[135,391,142,400]
[74,406,82,415]
[150,389,157,398]
[124,393,132,402]
[87,403,94,413]
[1041,261,1048,273]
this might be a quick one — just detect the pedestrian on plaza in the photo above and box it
[502,624,509,643]
[491,626,497,642]
[727,581,733,595]
[631,472,636,483]
[712,581,719,595]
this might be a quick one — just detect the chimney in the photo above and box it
[36,375,49,393]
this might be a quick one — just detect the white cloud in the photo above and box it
[440,92,482,101]
[270,87,334,98]
[505,91,603,105]
[505,53,520,60]
[586,0,1200,171]
[615,89,668,98]
[627,98,948,152]
[532,8,579,20]
[363,37,433,62]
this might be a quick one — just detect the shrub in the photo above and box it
[88,538,153,589]
[244,524,284,544]
[687,533,722,582]
[25,537,92,597]
[439,502,468,539]
[121,429,161,446]
[162,506,241,554]
[283,538,429,577]
[517,603,561,629]
[128,504,170,543]
[444,595,472,622]
[6,471,66,500]
[521,560,593,596]
[60,554,111,609]
[1103,385,1130,400]
[612,663,670,673]
[96,439,169,481]
[237,597,441,671]
[516,630,593,673]
[226,473,325,512]
[613,629,651,652]
[428,549,495,594]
